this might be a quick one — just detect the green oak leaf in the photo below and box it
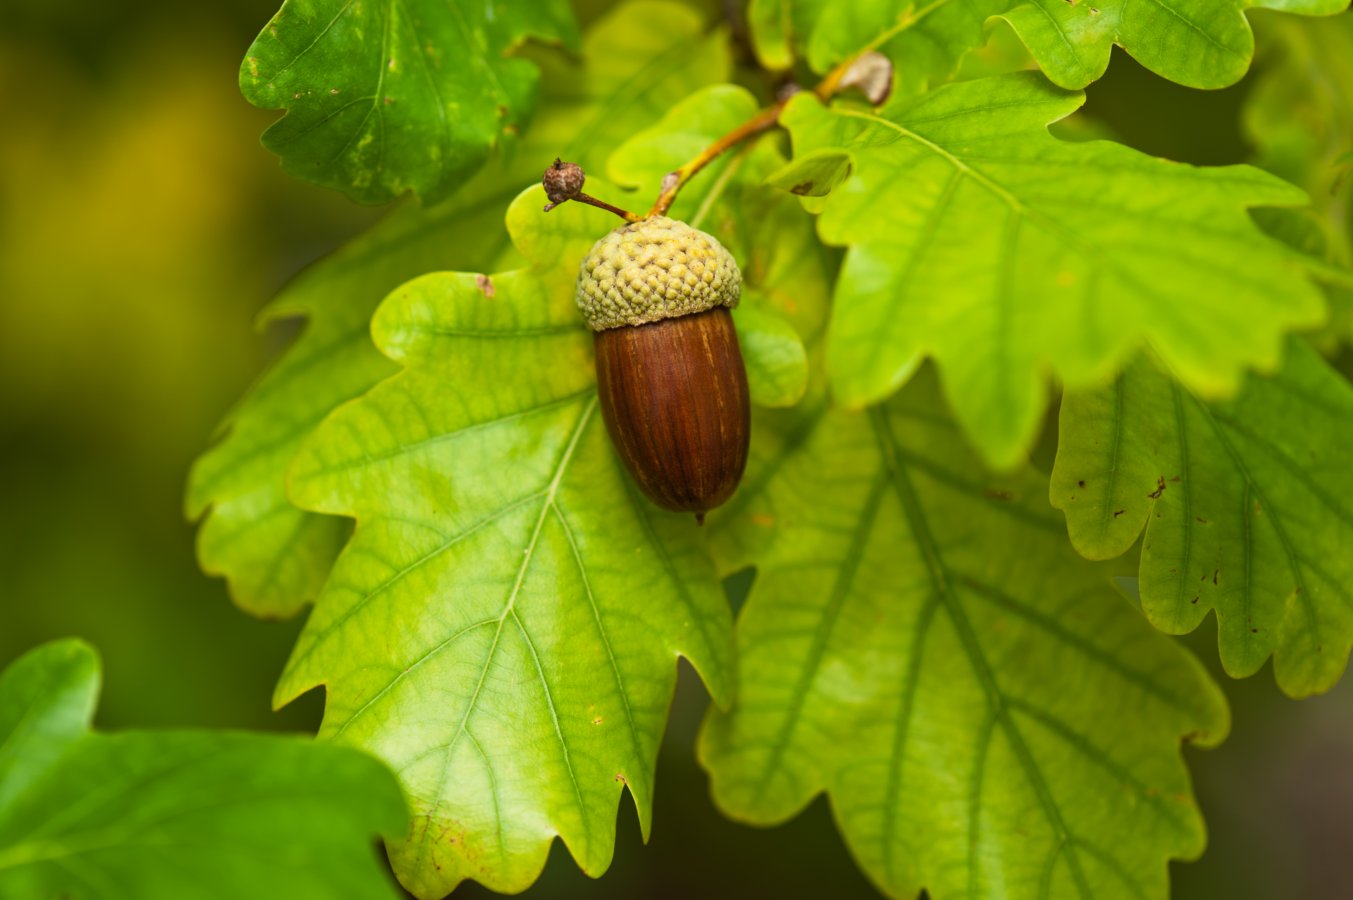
[1051,339,1353,698]
[750,0,1349,92]
[1245,13,1353,345]
[764,147,852,197]
[998,0,1350,90]
[810,0,1011,94]
[0,639,406,900]
[699,368,1228,900]
[734,302,810,408]
[241,0,579,204]
[276,186,734,898]
[748,0,1014,93]
[775,71,1324,468]
[746,0,822,70]
[188,0,731,617]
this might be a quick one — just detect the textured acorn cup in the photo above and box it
[576,217,749,524]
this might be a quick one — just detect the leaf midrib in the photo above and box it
[872,407,1094,898]
[396,396,598,873]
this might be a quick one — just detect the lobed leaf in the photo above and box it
[775,71,1324,468]
[749,0,1350,92]
[276,187,734,897]
[998,0,1350,90]
[0,640,406,900]
[241,0,578,204]
[700,369,1228,900]
[1051,339,1353,698]
[188,0,731,617]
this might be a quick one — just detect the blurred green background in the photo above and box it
[0,2,1349,898]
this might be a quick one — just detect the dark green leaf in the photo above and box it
[241,0,579,204]
[0,640,406,900]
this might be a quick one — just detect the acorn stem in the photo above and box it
[648,102,785,218]
[544,190,642,222]
[645,50,889,218]
[571,192,644,222]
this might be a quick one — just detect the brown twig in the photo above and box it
[647,102,787,218]
[646,49,886,218]
[546,44,896,225]
[571,193,644,223]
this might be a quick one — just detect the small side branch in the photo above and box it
[568,192,644,223]
[647,101,786,218]
[542,46,895,226]
[646,50,893,218]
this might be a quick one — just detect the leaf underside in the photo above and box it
[700,369,1228,900]
[1052,339,1353,698]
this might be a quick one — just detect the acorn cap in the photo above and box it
[575,216,741,331]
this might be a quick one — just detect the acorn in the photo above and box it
[575,216,750,524]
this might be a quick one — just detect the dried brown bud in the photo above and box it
[542,158,586,210]
[839,51,894,106]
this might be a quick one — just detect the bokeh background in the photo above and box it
[1,2,1349,898]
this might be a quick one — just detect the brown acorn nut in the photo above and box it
[576,217,749,524]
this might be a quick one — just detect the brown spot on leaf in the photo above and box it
[791,182,815,195]
[1148,476,1166,500]
[1112,509,1125,518]
[475,274,495,298]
